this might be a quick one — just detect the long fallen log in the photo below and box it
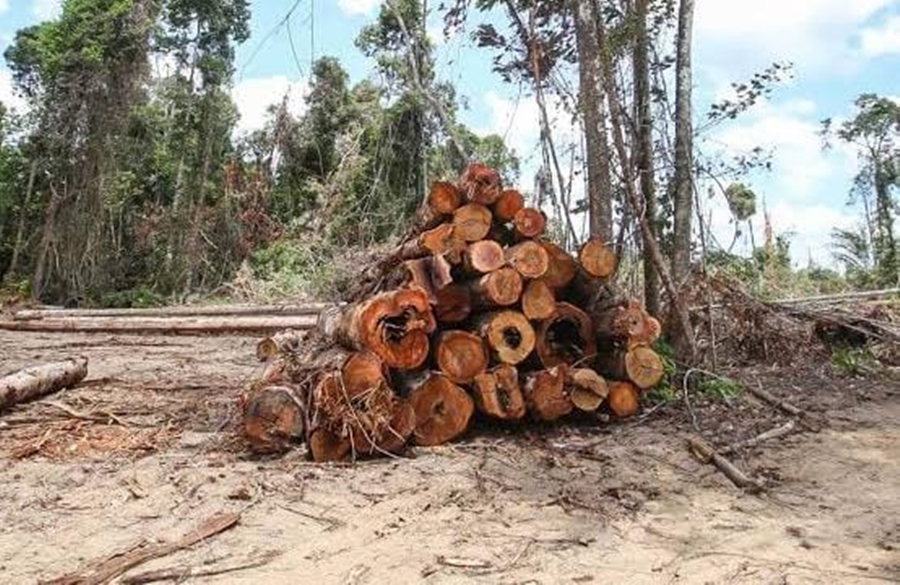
[0,357,88,411]
[12,303,335,321]
[0,315,318,335]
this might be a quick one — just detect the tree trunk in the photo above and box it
[409,373,474,446]
[521,279,556,321]
[0,357,89,411]
[572,0,613,241]
[476,310,536,365]
[493,189,525,222]
[535,302,596,368]
[594,298,661,350]
[242,384,306,454]
[14,303,333,321]
[523,365,572,422]
[434,330,489,384]
[539,240,579,289]
[472,364,526,420]
[467,267,523,308]
[608,380,640,417]
[4,161,37,285]
[505,240,550,279]
[633,0,661,318]
[401,255,453,302]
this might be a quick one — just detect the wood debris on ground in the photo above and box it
[241,163,666,461]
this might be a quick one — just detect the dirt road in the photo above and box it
[1,330,897,583]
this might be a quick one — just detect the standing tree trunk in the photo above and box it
[572,0,613,242]
[671,0,696,359]
[633,0,660,318]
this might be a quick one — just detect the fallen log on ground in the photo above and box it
[12,303,334,321]
[0,357,88,411]
[0,315,318,335]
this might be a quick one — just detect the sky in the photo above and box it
[1,0,899,267]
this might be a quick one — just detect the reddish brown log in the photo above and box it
[243,384,306,454]
[536,303,597,368]
[540,241,578,289]
[521,279,556,321]
[309,427,351,462]
[472,364,526,421]
[434,284,472,323]
[468,267,523,309]
[435,330,489,384]
[459,162,502,205]
[493,189,525,222]
[595,298,661,349]
[567,368,609,412]
[463,240,506,274]
[402,255,453,302]
[476,310,536,365]
[453,203,493,242]
[341,350,387,398]
[578,238,617,278]
[410,374,474,446]
[608,381,640,417]
[376,400,417,453]
[397,223,457,260]
[428,181,463,215]
[523,365,572,421]
[505,240,550,279]
[317,288,435,370]
[513,207,547,238]
[599,346,665,390]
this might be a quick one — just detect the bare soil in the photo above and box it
[1,330,898,584]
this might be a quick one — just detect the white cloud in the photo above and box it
[859,14,900,56]
[33,0,62,20]
[479,91,578,161]
[231,76,308,135]
[0,0,9,15]
[338,0,380,17]
[0,67,26,113]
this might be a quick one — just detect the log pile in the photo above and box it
[241,163,663,460]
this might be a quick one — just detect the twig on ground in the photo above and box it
[43,400,131,427]
[120,551,279,584]
[720,420,796,455]
[686,436,764,493]
[748,382,820,431]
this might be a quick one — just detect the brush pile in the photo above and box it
[241,163,664,461]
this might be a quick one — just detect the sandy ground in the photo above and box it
[0,330,898,584]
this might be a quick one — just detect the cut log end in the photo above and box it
[460,162,502,205]
[436,330,489,384]
[567,368,609,412]
[523,365,572,422]
[536,303,597,368]
[428,181,463,215]
[540,241,578,289]
[505,240,550,279]
[473,364,526,421]
[521,279,556,321]
[470,267,523,308]
[243,385,306,454]
[493,189,525,222]
[625,346,665,389]
[464,240,506,274]
[513,208,547,238]
[608,381,640,417]
[410,374,474,446]
[358,288,435,369]
[341,351,386,398]
[453,203,493,242]
[478,310,536,365]
[579,239,617,279]
[309,428,351,462]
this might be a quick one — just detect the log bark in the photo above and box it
[402,255,453,302]
[397,223,463,260]
[0,357,88,411]
[468,267,523,309]
[540,241,578,289]
[505,241,550,279]
[596,346,664,389]
[435,330,489,384]
[256,330,303,362]
[476,310,536,365]
[535,303,597,368]
[594,298,661,350]
[472,364,526,420]
[493,189,525,222]
[434,284,472,323]
[567,368,609,412]
[521,279,556,321]
[459,162,502,205]
[463,240,506,274]
[375,400,417,454]
[317,288,435,370]
[453,203,493,242]
[523,365,572,422]
[0,315,318,335]
[13,303,334,321]
[513,208,547,238]
[410,374,474,446]
[242,384,306,454]
[578,238,617,279]
[607,380,640,417]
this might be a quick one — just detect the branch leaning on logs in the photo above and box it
[241,163,667,459]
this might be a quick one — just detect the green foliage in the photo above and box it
[724,182,757,221]
[831,346,876,376]
[697,375,742,400]
[644,339,678,404]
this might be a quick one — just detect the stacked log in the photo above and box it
[242,163,664,461]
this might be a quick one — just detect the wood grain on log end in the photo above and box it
[473,364,526,420]
[464,240,506,274]
[608,380,640,417]
[512,207,547,238]
[521,279,556,321]
[410,374,474,446]
[477,310,536,365]
[470,267,523,308]
[625,346,665,389]
[523,365,572,421]
[536,302,597,368]
[435,330,489,384]
[493,189,525,222]
[243,385,306,454]
[428,181,463,215]
[567,368,609,412]
[309,428,351,462]
[505,240,550,279]
[579,238,617,278]
[459,162,502,205]
[453,203,492,242]
[540,241,578,289]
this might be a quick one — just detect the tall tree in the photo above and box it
[571,0,612,242]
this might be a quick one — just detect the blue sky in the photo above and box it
[2,0,899,266]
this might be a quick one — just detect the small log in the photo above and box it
[687,436,764,493]
[540,241,578,289]
[493,189,525,222]
[578,238,617,279]
[317,288,435,370]
[463,240,506,274]
[521,279,556,321]
[598,346,664,389]
[0,315,318,336]
[410,374,475,446]
[607,381,640,417]
[242,384,306,454]
[453,203,493,242]
[523,365,572,422]
[402,255,453,302]
[476,310,536,365]
[0,357,88,411]
[459,162,502,205]
[13,303,332,321]
[256,329,302,362]
[595,298,661,350]
[535,303,597,368]
[567,368,609,412]
[468,267,523,308]
[512,207,547,238]
[435,330,489,384]
[505,240,550,279]
[308,428,351,462]
[428,181,463,215]
[434,284,472,323]
[472,364,526,421]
